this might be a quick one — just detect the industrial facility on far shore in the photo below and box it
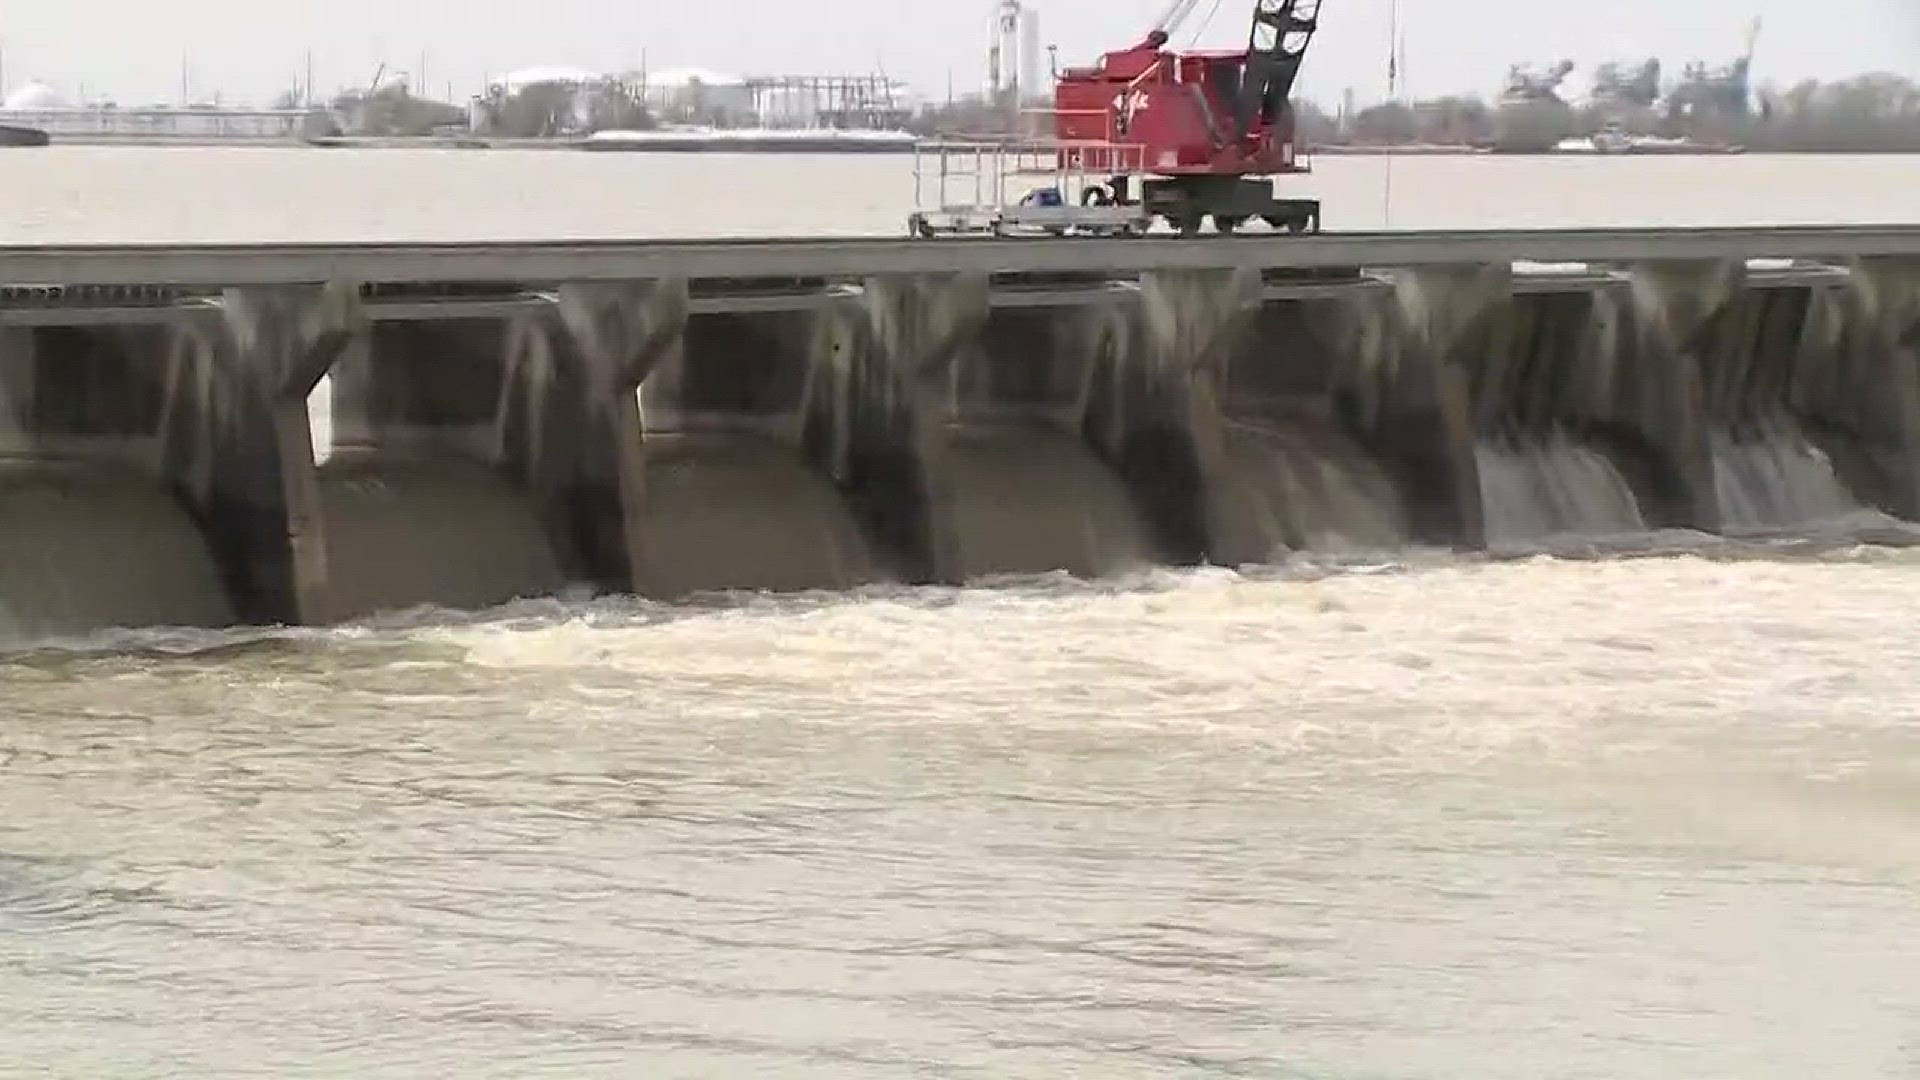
[0,64,917,143]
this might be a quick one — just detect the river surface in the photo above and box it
[3,151,1920,1077]
[1,147,1917,241]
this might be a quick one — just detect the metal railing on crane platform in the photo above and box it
[909,134,1149,222]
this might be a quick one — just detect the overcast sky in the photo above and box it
[1,0,1915,106]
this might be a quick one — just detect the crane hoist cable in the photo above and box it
[1153,0,1209,36]
[1186,0,1228,47]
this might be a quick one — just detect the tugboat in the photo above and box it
[1557,119,1748,156]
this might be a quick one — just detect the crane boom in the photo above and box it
[1234,0,1321,140]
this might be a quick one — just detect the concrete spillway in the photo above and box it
[0,460,234,635]
[2,229,1919,635]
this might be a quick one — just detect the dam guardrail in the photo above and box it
[3,226,1919,638]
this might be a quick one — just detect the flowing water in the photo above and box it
[1475,441,1647,545]
[5,556,1920,1078]
[4,152,1920,1077]
[1226,422,1408,556]
[1711,421,1868,534]
[943,427,1159,580]
[637,434,888,595]
[316,456,568,622]
[0,460,235,637]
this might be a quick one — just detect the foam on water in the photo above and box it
[12,553,1920,1077]
[5,547,1920,1075]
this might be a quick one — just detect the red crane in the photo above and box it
[1054,0,1324,235]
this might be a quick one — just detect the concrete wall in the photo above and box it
[4,256,1919,637]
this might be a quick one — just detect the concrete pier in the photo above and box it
[3,227,1920,635]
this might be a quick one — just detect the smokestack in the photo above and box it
[991,0,1022,99]
[1020,8,1041,104]
[987,5,1003,96]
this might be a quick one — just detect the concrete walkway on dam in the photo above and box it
[2,225,1920,638]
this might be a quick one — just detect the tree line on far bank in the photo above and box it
[297,70,1920,152]
[1314,73,1920,153]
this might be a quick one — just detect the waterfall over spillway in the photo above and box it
[942,425,1158,581]
[4,234,1919,639]
[1224,421,1408,557]
[636,433,888,596]
[317,456,566,622]
[1476,440,1647,544]
[1711,421,1860,533]
[0,462,235,639]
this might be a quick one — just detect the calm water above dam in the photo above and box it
[2,147,1918,241]
[3,151,1920,1078]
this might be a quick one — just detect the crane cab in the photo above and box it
[1056,37,1303,176]
[1049,1,1324,235]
